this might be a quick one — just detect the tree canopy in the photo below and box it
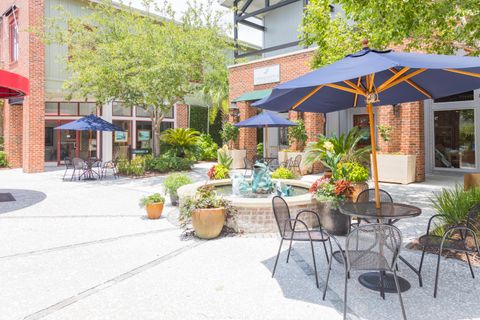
[301,0,480,68]
[44,0,231,156]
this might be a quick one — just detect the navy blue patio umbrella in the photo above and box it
[55,114,124,158]
[253,44,480,207]
[234,111,297,158]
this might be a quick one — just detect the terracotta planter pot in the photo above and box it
[146,203,164,219]
[349,182,368,202]
[317,202,350,236]
[192,207,225,239]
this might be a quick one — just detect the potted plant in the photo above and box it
[164,173,192,206]
[271,167,296,179]
[337,162,369,201]
[309,177,352,235]
[180,186,228,239]
[139,193,165,219]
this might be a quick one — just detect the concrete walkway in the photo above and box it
[0,166,478,320]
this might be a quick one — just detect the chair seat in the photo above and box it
[283,230,329,242]
[419,234,470,251]
[347,250,390,270]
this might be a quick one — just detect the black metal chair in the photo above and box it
[71,157,86,181]
[88,157,102,179]
[323,224,406,320]
[101,160,119,180]
[355,188,393,225]
[289,154,302,175]
[62,157,73,181]
[271,196,330,288]
[418,203,480,297]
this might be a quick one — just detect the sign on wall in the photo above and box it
[254,65,280,85]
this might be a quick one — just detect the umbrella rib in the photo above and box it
[291,85,324,110]
[325,83,363,95]
[444,68,480,78]
[382,68,432,98]
[344,80,366,94]
[377,67,410,92]
[353,76,362,107]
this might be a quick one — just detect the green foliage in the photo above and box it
[221,122,239,145]
[197,133,219,161]
[0,136,4,151]
[271,167,295,179]
[336,162,369,183]
[288,120,308,149]
[208,164,230,180]
[0,151,7,167]
[43,0,230,156]
[164,173,192,194]
[189,106,209,134]
[256,142,264,157]
[304,127,371,173]
[431,185,480,227]
[139,193,165,208]
[302,0,480,69]
[378,125,392,142]
[217,148,233,169]
[160,128,200,158]
[145,154,194,173]
[117,156,145,176]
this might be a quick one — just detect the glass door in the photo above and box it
[59,129,77,164]
[78,130,98,159]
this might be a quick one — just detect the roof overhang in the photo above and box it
[233,89,272,102]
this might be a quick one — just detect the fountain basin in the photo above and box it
[177,179,319,233]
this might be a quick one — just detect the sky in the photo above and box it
[126,0,263,47]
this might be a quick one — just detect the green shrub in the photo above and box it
[217,147,233,169]
[256,142,263,157]
[164,173,192,194]
[431,185,480,227]
[221,122,239,145]
[288,119,308,148]
[160,128,200,158]
[0,151,7,167]
[197,133,218,161]
[117,156,145,176]
[139,193,165,207]
[272,167,295,179]
[337,162,369,183]
[208,164,230,180]
[145,154,194,173]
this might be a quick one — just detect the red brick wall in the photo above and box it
[238,102,257,159]
[1,0,45,173]
[175,103,189,128]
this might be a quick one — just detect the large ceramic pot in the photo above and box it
[192,207,225,239]
[317,202,350,236]
[349,182,368,202]
[169,191,179,206]
[146,203,164,219]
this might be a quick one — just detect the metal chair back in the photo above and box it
[272,196,292,237]
[345,224,402,271]
[64,157,72,168]
[466,203,480,230]
[292,154,302,166]
[356,188,393,203]
[72,157,85,169]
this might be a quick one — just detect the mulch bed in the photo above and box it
[407,237,480,267]
[117,171,168,179]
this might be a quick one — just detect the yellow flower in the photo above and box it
[323,141,334,151]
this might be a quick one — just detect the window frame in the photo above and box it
[9,13,19,63]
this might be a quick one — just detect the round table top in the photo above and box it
[339,202,422,220]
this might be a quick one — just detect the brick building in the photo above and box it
[0,0,189,172]
[223,0,480,181]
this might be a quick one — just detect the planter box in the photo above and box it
[373,154,416,184]
[218,149,246,169]
[278,151,313,175]
[464,173,480,191]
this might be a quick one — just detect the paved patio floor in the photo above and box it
[0,165,478,320]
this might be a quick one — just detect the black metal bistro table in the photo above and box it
[82,158,102,181]
[339,202,422,293]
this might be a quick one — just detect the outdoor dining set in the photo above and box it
[63,156,118,181]
[271,190,480,320]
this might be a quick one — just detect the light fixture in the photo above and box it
[393,103,401,117]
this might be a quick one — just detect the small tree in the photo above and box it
[288,119,308,151]
[43,0,230,156]
[221,122,239,148]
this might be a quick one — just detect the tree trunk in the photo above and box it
[152,109,164,157]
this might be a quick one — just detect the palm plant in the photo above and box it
[160,128,200,158]
[304,127,371,169]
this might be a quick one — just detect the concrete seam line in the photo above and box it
[0,228,177,260]
[0,215,144,219]
[23,241,204,320]
[290,249,361,320]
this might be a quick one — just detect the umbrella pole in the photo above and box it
[89,129,92,159]
[367,103,381,208]
[265,125,269,159]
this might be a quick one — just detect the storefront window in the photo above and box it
[79,102,97,116]
[136,106,151,117]
[45,102,59,115]
[112,102,132,116]
[113,120,131,160]
[164,106,174,119]
[136,121,152,150]
[44,121,58,162]
[60,102,78,115]
[434,109,475,169]
[353,114,371,148]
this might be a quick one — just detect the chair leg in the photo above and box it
[286,236,294,263]
[393,269,407,320]
[418,246,426,274]
[433,251,442,298]
[309,239,319,288]
[465,252,475,279]
[322,251,334,300]
[70,168,76,181]
[379,271,386,299]
[343,270,348,320]
[272,238,283,278]
[63,169,68,180]
[322,241,330,264]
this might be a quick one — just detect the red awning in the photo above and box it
[0,69,29,99]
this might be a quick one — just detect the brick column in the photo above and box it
[304,112,325,172]
[287,111,301,151]
[3,104,23,168]
[238,102,257,159]
[399,101,425,182]
[175,103,189,128]
[22,0,45,173]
